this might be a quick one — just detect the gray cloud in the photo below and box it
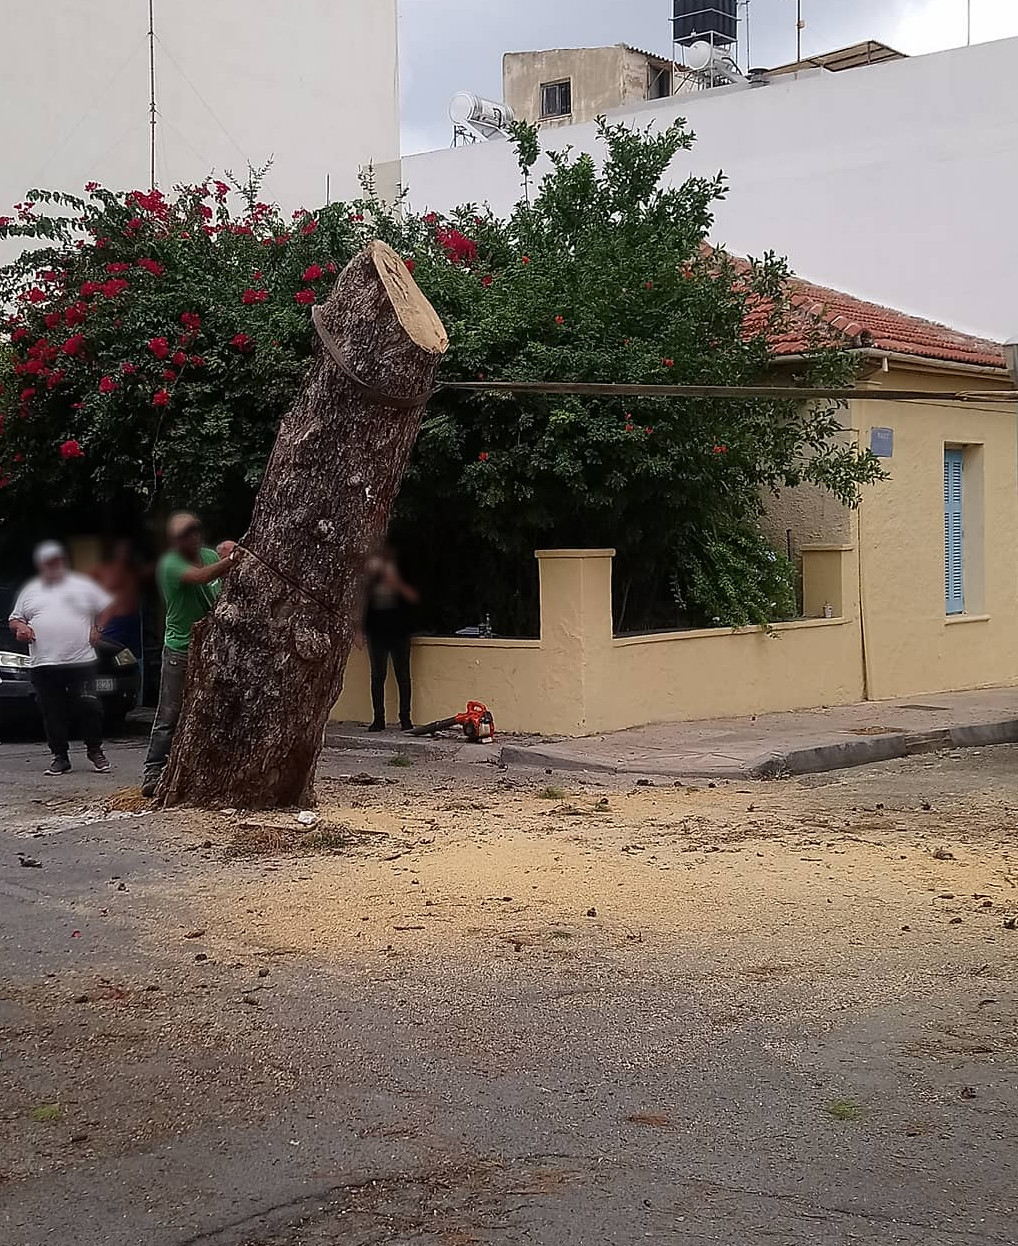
[398,0,995,152]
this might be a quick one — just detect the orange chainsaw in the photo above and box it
[411,701,495,743]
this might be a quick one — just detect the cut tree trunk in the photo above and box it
[158,241,448,809]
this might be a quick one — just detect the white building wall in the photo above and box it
[1,0,398,213]
[398,37,1018,340]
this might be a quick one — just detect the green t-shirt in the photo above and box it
[158,548,222,652]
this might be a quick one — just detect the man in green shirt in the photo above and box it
[142,512,239,796]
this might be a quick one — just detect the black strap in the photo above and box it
[311,305,434,410]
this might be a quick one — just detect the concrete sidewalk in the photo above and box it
[497,687,1018,779]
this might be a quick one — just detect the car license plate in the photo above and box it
[94,678,117,694]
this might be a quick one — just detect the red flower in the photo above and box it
[713,444,728,455]
[20,387,37,402]
[105,262,131,274]
[478,452,489,462]
[435,227,477,265]
[0,217,12,229]
[46,369,66,389]
[481,275,493,288]
[349,213,365,223]
[645,427,653,435]
[404,258,416,274]
[521,255,531,264]
[252,271,263,283]
[325,261,337,274]
[121,362,138,375]
[294,289,315,305]
[130,188,167,214]
[152,389,170,406]
[213,180,230,201]
[64,303,87,327]
[644,280,654,290]
[554,315,565,326]
[663,358,674,368]
[180,313,201,334]
[625,423,635,433]
[162,369,177,381]
[26,288,47,303]
[94,238,109,248]
[230,333,253,350]
[60,439,84,458]
[100,278,128,298]
[98,376,118,394]
[302,264,325,282]
[275,234,290,246]
[85,181,100,192]
[148,336,170,359]
[423,213,438,225]
[301,218,318,236]
[199,204,214,221]
[241,288,268,305]
[79,280,103,297]
[61,334,85,356]
[11,327,28,342]
[171,350,186,366]
[44,311,62,329]
[190,355,206,367]
[125,218,143,233]
[137,257,164,276]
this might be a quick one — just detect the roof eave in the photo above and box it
[770,347,1009,381]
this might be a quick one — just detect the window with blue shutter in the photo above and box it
[944,449,964,615]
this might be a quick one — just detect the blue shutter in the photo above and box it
[944,449,964,615]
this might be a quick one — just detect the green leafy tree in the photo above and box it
[0,121,881,629]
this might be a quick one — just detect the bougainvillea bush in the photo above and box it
[0,122,881,629]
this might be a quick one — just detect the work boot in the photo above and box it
[88,749,111,774]
[44,755,71,776]
[141,773,159,798]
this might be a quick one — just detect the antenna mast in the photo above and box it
[148,0,157,189]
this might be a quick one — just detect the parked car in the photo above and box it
[0,582,141,736]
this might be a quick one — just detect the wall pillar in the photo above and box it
[535,549,615,735]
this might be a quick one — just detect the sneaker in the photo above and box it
[367,720,386,733]
[88,749,111,774]
[45,755,71,776]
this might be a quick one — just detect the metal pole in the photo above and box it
[796,0,803,63]
[967,0,972,46]
[148,0,157,189]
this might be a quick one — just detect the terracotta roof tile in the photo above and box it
[769,276,1006,370]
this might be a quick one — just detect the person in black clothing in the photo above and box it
[362,546,418,732]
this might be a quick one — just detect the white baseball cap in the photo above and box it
[33,541,66,567]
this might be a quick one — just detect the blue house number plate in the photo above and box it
[870,427,894,458]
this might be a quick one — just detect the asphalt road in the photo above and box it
[2,738,1017,1245]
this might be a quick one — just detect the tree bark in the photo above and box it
[158,241,448,809]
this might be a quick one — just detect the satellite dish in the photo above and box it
[449,92,516,141]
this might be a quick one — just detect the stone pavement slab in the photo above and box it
[497,687,1018,780]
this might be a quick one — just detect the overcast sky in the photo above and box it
[399,0,1018,152]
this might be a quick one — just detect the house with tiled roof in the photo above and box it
[756,277,1018,705]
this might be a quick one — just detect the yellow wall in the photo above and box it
[333,548,866,734]
[853,368,1018,698]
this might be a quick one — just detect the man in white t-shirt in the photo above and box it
[9,541,114,776]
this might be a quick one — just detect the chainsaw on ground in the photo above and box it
[411,701,495,743]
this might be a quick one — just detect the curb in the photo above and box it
[499,717,1018,780]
